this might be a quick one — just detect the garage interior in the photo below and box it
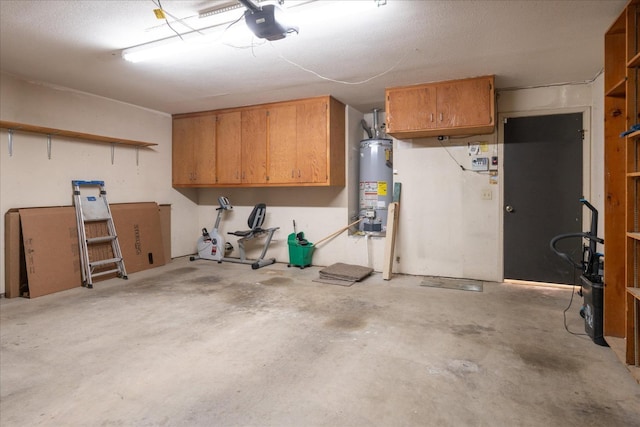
[1,1,640,425]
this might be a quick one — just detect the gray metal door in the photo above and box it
[503,113,583,284]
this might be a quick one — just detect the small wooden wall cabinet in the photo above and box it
[384,75,495,139]
[172,96,345,188]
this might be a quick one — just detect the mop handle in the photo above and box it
[314,218,364,248]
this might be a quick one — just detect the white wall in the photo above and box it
[0,72,198,294]
[386,132,500,281]
[0,73,605,294]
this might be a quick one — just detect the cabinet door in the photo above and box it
[172,115,216,186]
[385,85,437,133]
[437,76,494,129]
[216,111,242,184]
[268,104,298,183]
[241,109,268,184]
[296,99,328,183]
[172,117,195,186]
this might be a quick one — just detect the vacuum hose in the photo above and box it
[550,232,604,270]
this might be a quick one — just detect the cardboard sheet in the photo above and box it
[5,202,169,298]
[110,203,166,274]
[18,207,82,298]
[4,209,26,298]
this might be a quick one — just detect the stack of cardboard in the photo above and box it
[4,203,171,298]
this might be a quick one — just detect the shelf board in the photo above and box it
[606,11,626,35]
[628,232,640,241]
[0,120,158,147]
[627,130,640,139]
[628,287,640,301]
[628,51,640,68]
[605,78,627,97]
[628,172,640,178]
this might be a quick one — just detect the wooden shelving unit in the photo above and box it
[626,130,640,367]
[605,0,640,378]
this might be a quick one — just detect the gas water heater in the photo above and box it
[359,109,393,233]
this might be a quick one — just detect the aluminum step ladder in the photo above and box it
[72,180,127,288]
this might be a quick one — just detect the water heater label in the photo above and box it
[377,181,387,196]
[360,181,380,208]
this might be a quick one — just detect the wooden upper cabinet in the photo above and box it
[385,75,495,139]
[385,85,437,132]
[172,114,216,187]
[437,77,494,129]
[173,95,345,188]
[267,96,345,186]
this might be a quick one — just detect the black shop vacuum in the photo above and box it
[550,199,606,346]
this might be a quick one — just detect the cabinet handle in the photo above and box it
[439,113,443,122]
[242,172,245,180]
[298,170,301,178]
[430,113,434,122]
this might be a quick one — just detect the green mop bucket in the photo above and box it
[287,232,314,269]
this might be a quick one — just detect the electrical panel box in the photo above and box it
[471,157,489,171]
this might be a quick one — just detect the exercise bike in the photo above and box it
[190,196,279,269]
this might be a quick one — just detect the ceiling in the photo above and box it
[0,0,627,115]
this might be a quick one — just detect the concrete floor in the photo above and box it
[1,257,639,427]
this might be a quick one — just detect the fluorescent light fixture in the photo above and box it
[121,2,267,63]
[120,0,378,63]
[122,37,188,63]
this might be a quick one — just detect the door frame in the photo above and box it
[497,107,592,283]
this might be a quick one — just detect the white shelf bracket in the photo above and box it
[8,129,13,157]
[136,146,139,166]
[46,134,52,159]
[111,143,115,165]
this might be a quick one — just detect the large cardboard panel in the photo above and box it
[18,207,82,298]
[4,209,25,298]
[110,203,166,274]
[159,204,171,261]
[5,203,166,298]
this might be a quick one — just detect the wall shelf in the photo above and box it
[605,78,627,97]
[0,120,158,148]
[628,51,640,68]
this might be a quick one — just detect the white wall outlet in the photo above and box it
[481,189,492,200]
